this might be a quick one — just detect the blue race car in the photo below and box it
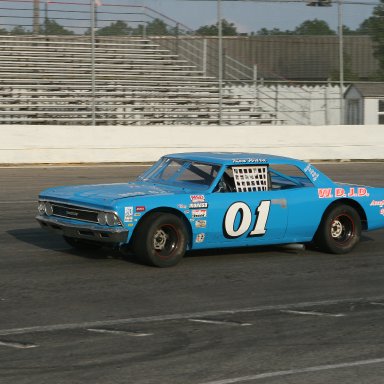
[36,152,384,267]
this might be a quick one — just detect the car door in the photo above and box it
[204,165,289,247]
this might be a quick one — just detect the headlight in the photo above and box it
[97,212,107,225]
[98,211,121,226]
[38,201,46,215]
[45,202,53,216]
[106,212,121,226]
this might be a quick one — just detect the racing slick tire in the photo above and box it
[63,236,103,251]
[132,212,188,267]
[315,204,362,254]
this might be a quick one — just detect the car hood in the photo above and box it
[39,182,185,206]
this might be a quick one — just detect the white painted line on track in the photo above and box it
[0,340,37,349]
[199,357,384,384]
[0,200,36,205]
[87,328,152,337]
[189,319,252,326]
[280,310,345,317]
[371,302,384,306]
[0,296,383,337]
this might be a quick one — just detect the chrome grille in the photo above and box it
[50,202,99,223]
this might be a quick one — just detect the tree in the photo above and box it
[256,27,292,35]
[293,19,335,35]
[10,26,28,35]
[358,1,384,76]
[145,18,169,36]
[42,19,74,35]
[96,20,132,36]
[195,19,238,36]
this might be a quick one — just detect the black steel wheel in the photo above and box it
[132,212,188,267]
[315,204,361,254]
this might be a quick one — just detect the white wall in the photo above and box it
[1,124,383,164]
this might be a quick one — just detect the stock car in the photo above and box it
[36,152,384,267]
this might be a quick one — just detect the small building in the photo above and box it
[344,83,384,125]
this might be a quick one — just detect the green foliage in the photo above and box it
[91,18,171,36]
[42,19,74,35]
[145,18,169,36]
[195,19,238,36]
[356,1,384,76]
[256,27,292,36]
[10,26,28,35]
[254,19,335,36]
[96,20,132,36]
[292,19,335,35]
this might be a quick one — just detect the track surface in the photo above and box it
[1,163,384,384]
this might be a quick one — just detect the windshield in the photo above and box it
[138,157,220,189]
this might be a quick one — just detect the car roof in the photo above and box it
[166,152,304,166]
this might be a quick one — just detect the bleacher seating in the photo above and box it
[0,35,282,125]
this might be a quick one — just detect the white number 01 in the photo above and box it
[223,201,271,238]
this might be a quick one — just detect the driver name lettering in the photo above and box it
[232,158,267,164]
[304,164,319,181]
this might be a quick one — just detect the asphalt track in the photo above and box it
[1,162,384,384]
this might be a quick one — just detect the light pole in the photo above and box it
[338,0,344,124]
[307,0,344,124]
[90,0,96,126]
[33,0,40,35]
[217,0,223,125]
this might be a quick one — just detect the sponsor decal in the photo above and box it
[304,164,319,182]
[232,158,267,164]
[195,233,205,243]
[192,209,207,218]
[136,206,146,212]
[370,200,384,207]
[177,204,187,209]
[190,195,205,203]
[189,202,208,209]
[318,187,369,199]
[134,213,141,217]
[195,220,207,228]
[381,208,384,216]
[124,206,133,222]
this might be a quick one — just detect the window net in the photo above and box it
[233,166,269,192]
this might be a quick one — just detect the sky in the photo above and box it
[1,0,379,34]
[140,0,377,33]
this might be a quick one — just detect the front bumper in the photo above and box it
[36,215,129,244]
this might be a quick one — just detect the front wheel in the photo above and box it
[132,213,188,267]
[315,204,361,254]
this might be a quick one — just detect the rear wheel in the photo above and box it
[132,213,188,267]
[315,204,361,254]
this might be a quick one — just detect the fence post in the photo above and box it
[90,0,96,126]
[203,39,207,76]
[175,23,179,55]
[253,64,259,107]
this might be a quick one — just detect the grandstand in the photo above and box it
[0,35,281,125]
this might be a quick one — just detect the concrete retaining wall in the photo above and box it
[0,124,383,164]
